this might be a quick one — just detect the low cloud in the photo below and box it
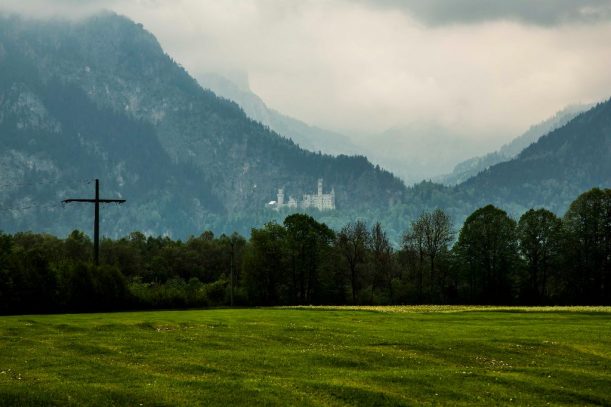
[2,0,611,144]
[362,0,611,27]
[0,0,116,19]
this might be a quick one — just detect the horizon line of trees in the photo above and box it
[0,188,609,315]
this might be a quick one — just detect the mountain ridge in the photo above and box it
[436,104,591,185]
[197,73,361,157]
[0,12,406,237]
[1,11,609,242]
[453,99,611,214]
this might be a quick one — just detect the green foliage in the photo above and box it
[402,209,454,303]
[517,208,563,303]
[243,222,288,305]
[368,222,395,304]
[127,277,228,309]
[454,205,520,304]
[61,263,130,311]
[284,214,336,304]
[1,188,610,314]
[337,220,370,304]
[562,188,611,304]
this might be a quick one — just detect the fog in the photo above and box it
[2,0,610,147]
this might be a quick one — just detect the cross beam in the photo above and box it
[63,179,126,265]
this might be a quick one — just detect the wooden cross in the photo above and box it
[63,179,126,265]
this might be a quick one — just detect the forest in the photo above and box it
[0,187,609,314]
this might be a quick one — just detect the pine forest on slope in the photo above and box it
[436,104,591,186]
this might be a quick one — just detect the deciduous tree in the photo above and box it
[337,220,370,304]
[454,205,519,304]
[563,188,611,304]
[517,209,563,303]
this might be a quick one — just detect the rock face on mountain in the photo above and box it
[0,13,405,237]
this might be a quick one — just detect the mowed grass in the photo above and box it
[1,307,610,406]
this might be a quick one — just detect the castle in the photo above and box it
[267,179,335,211]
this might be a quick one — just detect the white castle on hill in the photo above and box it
[267,179,335,211]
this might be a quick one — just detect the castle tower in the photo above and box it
[331,187,335,209]
[318,178,323,196]
[277,188,284,206]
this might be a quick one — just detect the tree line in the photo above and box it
[0,188,609,314]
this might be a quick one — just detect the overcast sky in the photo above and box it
[2,0,611,142]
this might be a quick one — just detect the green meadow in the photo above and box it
[1,307,610,406]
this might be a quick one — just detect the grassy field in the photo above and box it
[1,307,610,406]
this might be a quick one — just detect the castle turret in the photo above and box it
[331,187,336,209]
[277,188,284,206]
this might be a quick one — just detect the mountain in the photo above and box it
[389,100,611,227]
[437,105,590,185]
[353,122,495,185]
[453,99,611,215]
[197,73,361,156]
[0,13,406,238]
[1,12,608,242]
[198,74,489,186]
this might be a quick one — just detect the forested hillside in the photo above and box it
[437,105,590,185]
[456,99,611,214]
[0,13,405,238]
[2,188,608,314]
[1,12,609,242]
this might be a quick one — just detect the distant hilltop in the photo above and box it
[267,179,335,211]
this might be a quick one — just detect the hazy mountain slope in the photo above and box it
[437,105,590,185]
[0,42,221,236]
[354,123,494,185]
[455,100,611,214]
[499,105,591,158]
[0,13,406,237]
[2,12,607,241]
[198,73,360,156]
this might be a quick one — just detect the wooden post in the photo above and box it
[63,179,126,265]
[94,179,100,265]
